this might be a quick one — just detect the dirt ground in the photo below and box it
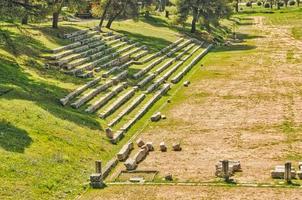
[82,185,302,200]
[110,16,302,184]
[81,15,302,200]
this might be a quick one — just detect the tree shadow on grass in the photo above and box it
[0,56,102,131]
[211,44,257,52]
[0,120,32,153]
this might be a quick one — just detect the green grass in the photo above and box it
[0,13,220,199]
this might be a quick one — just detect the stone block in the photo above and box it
[136,138,145,147]
[106,128,114,139]
[124,158,137,170]
[164,173,173,181]
[134,148,148,163]
[117,142,134,161]
[160,142,167,152]
[146,142,154,151]
[172,143,182,151]
[151,112,162,122]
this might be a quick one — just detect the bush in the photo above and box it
[264,2,271,8]
[246,1,252,7]
[257,1,262,6]
[289,0,296,5]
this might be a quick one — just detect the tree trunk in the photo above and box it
[204,18,211,32]
[21,0,29,25]
[165,11,169,18]
[99,0,112,30]
[191,8,199,33]
[235,0,239,12]
[297,0,300,6]
[106,9,122,29]
[52,12,59,29]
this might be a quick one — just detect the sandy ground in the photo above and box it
[82,185,302,200]
[112,16,302,183]
[81,16,302,200]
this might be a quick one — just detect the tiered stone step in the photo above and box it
[171,44,213,84]
[85,83,127,113]
[108,93,146,127]
[145,44,201,93]
[132,39,190,79]
[60,76,102,106]
[110,84,171,144]
[99,87,137,119]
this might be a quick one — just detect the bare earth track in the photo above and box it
[82,15,302,199]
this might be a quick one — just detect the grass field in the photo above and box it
[1,4,302,200]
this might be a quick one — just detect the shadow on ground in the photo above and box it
[0,120,32,153]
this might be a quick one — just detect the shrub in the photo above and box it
[264,2,271,8]
[246,1,252,7]
[257,1,262,6]
[289,0,296,5]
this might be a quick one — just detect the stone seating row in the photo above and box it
[99,87,137,119]
[85,83,127,113]
[110,84,171,144]
[146,45,201,93]
[60,76,102,106]
[171,44,213,84]
[108,93,146,127]
[71,79,114,109]
[132,39,191,79]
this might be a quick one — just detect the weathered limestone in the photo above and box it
[106,128,114,139]
[134,148,148,163]
[271,164,296,179]
[215,160,241,178]
[145,142,154,151]
[102,158,118,179]
[171,44,213,84]
[70,31,99,42]
[108,94,146,127]
[284,162,292,183]
[76,71,94,79]
[172,143,182,151]
[164,173,173,181]
[166,39,192,57]
[110,130,125,144]
[154,59,175,75]
[136,138,145,147]
[137,73,156,88]
[111,71,128,84]
[160,142,167,152]
[71,80,114,109]
[85,83,126,113]
[297,162,302,179]
[95,160,102,174]
[222,160,230,182]
[90,173,103,188]
[184,81,190,87]
[60,76,102,106]
[90,160,103,188]
[133,56,167,79]
[133,50,149,61]
[63,29,88,39]
[175,43,196,61]
[151,112,162,122]
[124,158,137,170]
[99,88,136,119]
[117,142,134,161]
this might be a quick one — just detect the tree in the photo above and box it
[46,0,87,29]
[176,0,232,33]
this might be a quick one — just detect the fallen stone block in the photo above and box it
[134,148,148,163]
[124,158,137,170]
[161,115,167,119]
[102,158,118,179]
[215,160,241,177]
[184,81,191,87]
[136,138,145,147]
[146,142,154,151]
[271,165,296,179]
[151,112,162,122]
[117,142,134,161]
[106,128,114,139]
[160,142,167,152]
[172,143,182,151]
[164,173,173,181]
[110,130,124,144]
